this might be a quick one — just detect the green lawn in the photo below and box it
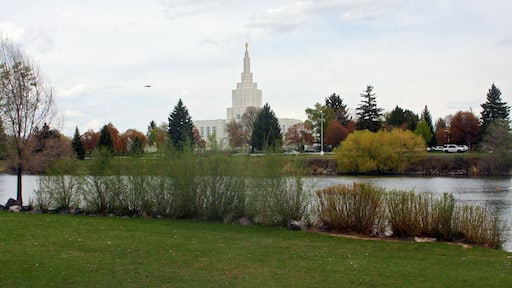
[0,212,510,287]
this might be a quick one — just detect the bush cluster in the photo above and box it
[314,183,504,249]
[34,149,310,226]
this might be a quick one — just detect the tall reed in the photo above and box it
[314,183,386,235]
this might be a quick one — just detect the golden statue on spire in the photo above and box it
[245,42,249,50]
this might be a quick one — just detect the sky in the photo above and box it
[1,0,511,137]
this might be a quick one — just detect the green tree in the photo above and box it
[97,124,114,153]
[414,119,433,146]
[325,93,351,126]
[480,119,512,172]
[72,127,85,160]
[305,103,328,144]
[356,85,383,132]
[385,106,418,131]
[480,83,509,135]
[421,105,435,145]
[334,129,425,174]
[251,103,282,152]
[168,99,194,151]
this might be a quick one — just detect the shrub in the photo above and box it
[452,205,504,249]
[386,191,455,239]
[314,183,386,235]
[34,158,84,211]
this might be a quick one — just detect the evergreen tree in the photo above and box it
[72,126,85,160]
[146,120,157,146]
[168,99,194,151]
[356,85,383,132]
[421,105,435,145]
[480,83,510,135]
[97,124,114,153]
[414,119,433,146]
[325,93,351,126]
[251,103,282,152]
[386,106,418,130]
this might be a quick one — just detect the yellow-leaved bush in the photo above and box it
[334,129,426,174]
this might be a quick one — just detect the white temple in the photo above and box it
[194,44,301,147]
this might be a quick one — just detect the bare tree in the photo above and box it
[0,37,56,206]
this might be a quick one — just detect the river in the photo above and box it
[1,174,511,251]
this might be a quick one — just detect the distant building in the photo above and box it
[194,44,301,147]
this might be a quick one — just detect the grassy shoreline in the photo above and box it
[0,212,510,287]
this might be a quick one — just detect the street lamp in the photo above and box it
[320,111,324,156]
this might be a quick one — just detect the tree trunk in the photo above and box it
[16,164,23,206]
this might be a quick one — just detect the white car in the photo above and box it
[443,144,466,153]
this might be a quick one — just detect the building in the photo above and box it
[194,44,301,147]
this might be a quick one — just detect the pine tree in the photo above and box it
[481,83,510,135]
[168,99,194,151]
[97,124,114,153]
[251,103,282,152]
[72,126,85,160]
[421,105,435,145]
[325,93,351,126]
[356,85,383,132]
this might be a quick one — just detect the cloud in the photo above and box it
[497,37,512,47]
[64,110,86,118]
[57,84,92,99]
[0,21,25,41]
[160,0,229,18]
[247,0,410,33]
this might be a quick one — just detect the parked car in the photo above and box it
[443,144,466,153]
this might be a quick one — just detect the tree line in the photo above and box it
[2,34,511,205]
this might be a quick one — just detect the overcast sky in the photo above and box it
[1,0,511,136]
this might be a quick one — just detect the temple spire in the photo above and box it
[243,43,250,74]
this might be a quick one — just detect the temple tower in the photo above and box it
[226,43,262,121]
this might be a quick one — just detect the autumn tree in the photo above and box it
[324,120,349,147]
[193,126,206,150]
[284,122,314,151]
[26,124,72,173]
[449,111,480,147]
[82,129,99,155]
[251,103,282,152]
[227,119,249,150]
[434,118,449,145]
[356,85,383,132]
[120,128,147,155]
[146,121,168,150]
[480,83,509,136]
[241,106,260,138]
[105,123,123,153]
[168,99,194,151]
[0,37,56,205]
[71,127,85,160]
[335,129,425,174]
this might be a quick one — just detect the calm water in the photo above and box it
[1,174,511,251]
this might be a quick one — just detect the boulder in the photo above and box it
[235,217,253,226]
[5,198,18,208]
[8,205,21,213]
[288,219,308,231]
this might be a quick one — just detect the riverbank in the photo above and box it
[306,153,512,176]
[1,212,510,287]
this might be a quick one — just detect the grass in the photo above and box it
[1,212,511,287]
